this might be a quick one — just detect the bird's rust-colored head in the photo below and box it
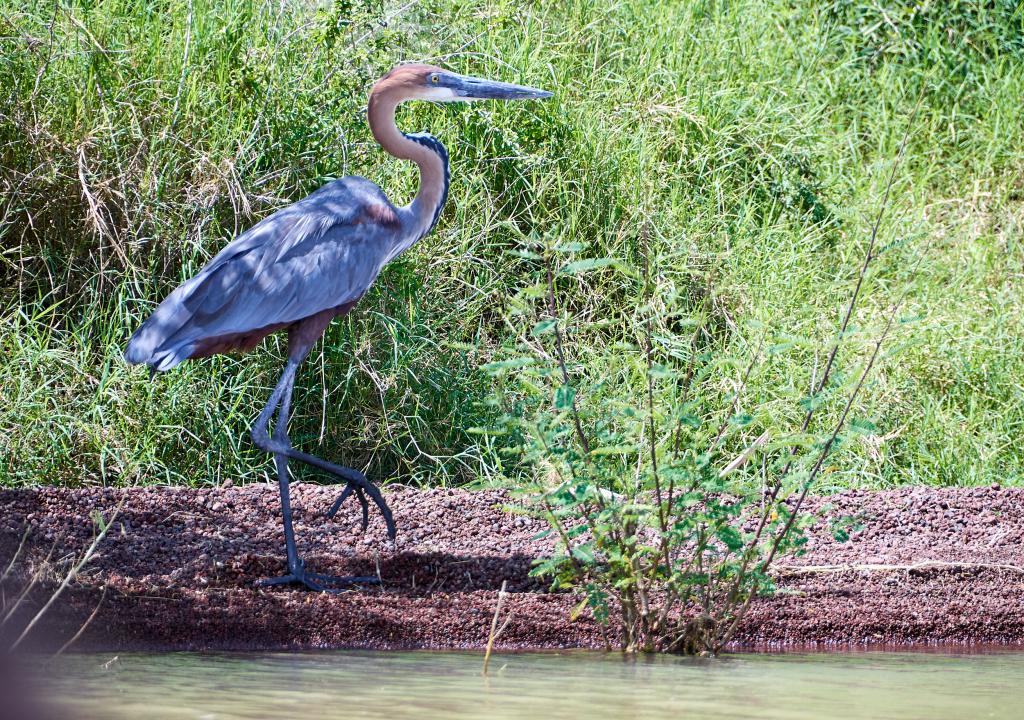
[371,63,552,104]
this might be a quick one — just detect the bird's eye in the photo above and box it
[430,74,439,84]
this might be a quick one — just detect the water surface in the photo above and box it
[46,649,1023,719]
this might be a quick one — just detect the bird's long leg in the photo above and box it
[251,355,392,592]
[251,361,393,534]
[250,358,303,586]
[271,362,300,574]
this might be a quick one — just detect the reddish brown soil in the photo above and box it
[1,484,1022,651]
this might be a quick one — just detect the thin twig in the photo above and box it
[710,93,927,653]
[778,91,925,478]
[50,584,108,658]
[766,261,922,570]
[482,580,509,675]
[711,332,766,447]
[715,277,916,653]
[10,503,121,651]
[640,229,671,571]
[1,526,30,584]
[2,541,57,627]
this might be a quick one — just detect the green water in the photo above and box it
[46,649,1023,719]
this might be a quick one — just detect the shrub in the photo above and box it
[481,138,915,652]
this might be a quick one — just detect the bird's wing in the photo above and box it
[126,179,401,369]
[181,210,382,330]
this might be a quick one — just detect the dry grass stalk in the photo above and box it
[482,579,511,675]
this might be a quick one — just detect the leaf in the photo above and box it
[559,257,618,275]
[589,445,639,456]
[829,514,864,543]
[570,596,590,621]
[91,509,108,532]
[766,433,816,451]
[571,543,597,564]
[466,426,508,436]
[715,525,744,552]
[848,418,877,435]
[513,282,548,300]
[649,363,678,378]
[529,557,562,577]
[585,584,610,624]
[554,384,576,410]
[565,523,588,538]
[507,249,543,260]
[480,357,535,374]
[798,391,826,412]
[531,319,557,336]
[768,341,796,356]
[553,242,585,253]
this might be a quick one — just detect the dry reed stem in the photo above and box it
[482,579,510,675]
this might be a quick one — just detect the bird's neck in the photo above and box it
[367,92,450,247]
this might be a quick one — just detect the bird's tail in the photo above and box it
[123,322,157,366]
[124,299,195,373]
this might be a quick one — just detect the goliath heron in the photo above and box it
[125,64,551,591]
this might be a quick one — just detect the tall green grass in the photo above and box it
[1,0,1022,488]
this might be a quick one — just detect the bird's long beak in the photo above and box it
[448,74,553,101]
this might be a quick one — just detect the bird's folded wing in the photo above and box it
[178,210,387,339]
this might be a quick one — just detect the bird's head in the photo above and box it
[373,63,552,103]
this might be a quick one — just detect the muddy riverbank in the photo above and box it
[1,485,1022,651]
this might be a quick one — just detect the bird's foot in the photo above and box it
[326,479,395,539]
[256,560,379,593]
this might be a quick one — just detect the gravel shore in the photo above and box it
[1,484,1022,651]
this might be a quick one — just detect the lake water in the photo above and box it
[44,649,1024,719]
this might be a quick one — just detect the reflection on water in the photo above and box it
[44,648,1024,719]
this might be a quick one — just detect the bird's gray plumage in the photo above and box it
[125,177,406,371]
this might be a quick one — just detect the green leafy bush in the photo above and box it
[482,179,909,651]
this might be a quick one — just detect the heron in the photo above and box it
[124,64,552,591]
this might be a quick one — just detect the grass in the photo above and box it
[1,0,1022,489]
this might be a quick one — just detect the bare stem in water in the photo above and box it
[482,580,510,675]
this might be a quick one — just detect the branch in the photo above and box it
[722,93,925,624]
[778,91,924,477]
[714,276,916,653]
[1,526,30,584]
[711,94,927,652]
